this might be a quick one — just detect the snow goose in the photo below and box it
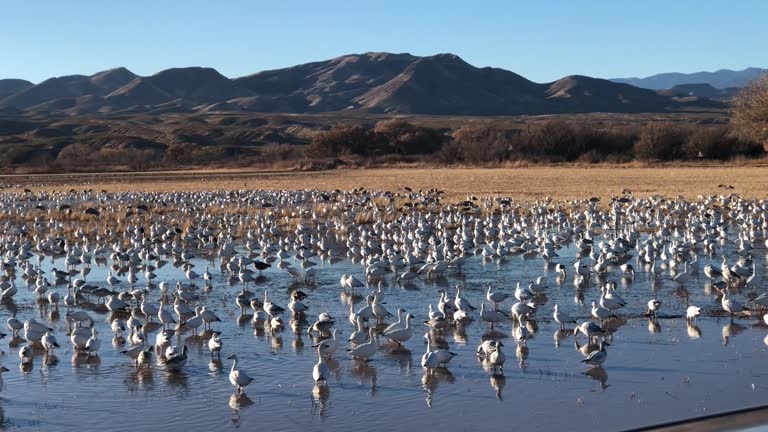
[314,329,341,358]
[686,305,702,322]
[165,345,189,372]
[228,354,254,394]
[476,339,497,359]
[111,319,126,338]
[7,318,22,336]
[382,308,407,334]
[383,313,414,346]
[721,289,744,321]
[208,331,223,358]
[140,295,159,322]
[200,306,221,330]
[41,331,60,355]
[488,342,506,372]
[19,344,34,364]
[85,327,101,356]
[513,316,530,346]
[421,335,439,369]
[349,316,367,345]
[479,303,505,326]
[348,327,378,361]
[486,282,509,310]
[158,298,176,329]
[647,299,662,318]
[574,321,606,341]
[553,304,576,330]
[581,341,609,367]
[591,301,617,323]
[312,345,330,385]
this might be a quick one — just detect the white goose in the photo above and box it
[382,313,414,346]
[228,354,254,394]
[348,327,378,361]
[312,345,330,385]
[314,329,341,358]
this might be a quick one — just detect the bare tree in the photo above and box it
[731,74,768,151]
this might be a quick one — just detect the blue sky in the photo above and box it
[2,1,765,83]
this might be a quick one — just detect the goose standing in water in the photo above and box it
[228,354,254,394]
[349,316,367,345]
[42,331,60,356]
[314,329,341,358]
[488,342,506,373]
[85,327,101,357]
[553,304,576,330]
[421,336,439,370]
[721,289,744,322]
[486,283,508,310]
[476,340,498,360]
[208,332,223,358]
[381,308,407,334]
[647,299,662,318]
[686,306,702,323]
[382,313,414,347]
[158,298,176,330]
[313,345,330,385]
[348,327,378,361]
[165,346,189,372]
[582,341,610,367]
[19,344,34,364]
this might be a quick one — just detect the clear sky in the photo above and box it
[2,0,766,83]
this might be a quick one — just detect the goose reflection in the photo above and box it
[209,358,223,373]
[292,333,305,353]
[230,392,254,426]
[237,314,252,327]
[43,353,59,366]
[421,368,455,407]
[490,373,506,400]
[350,359,377,394]
[516,345,529,368]
[270,333,283,352]
[453,323,468,345]
[647,318,661,334]
[126,368,154,391]
[166,370,189,390]
[585,366,609,390]
[325,357,341,381]
[8,335,23,349]
[554,329,571,348]
[722,322,746,345]
[311,383,331,417]
[687,323,702,339]
[384,346,413,374]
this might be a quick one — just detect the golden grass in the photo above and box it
[3,166,768,201]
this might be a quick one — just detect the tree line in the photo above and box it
[307,119,764,164]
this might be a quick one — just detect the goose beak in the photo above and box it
[227,354,235,360]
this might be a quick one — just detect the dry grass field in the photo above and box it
[3,165,768,201]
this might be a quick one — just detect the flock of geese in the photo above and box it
[0,187,765,407]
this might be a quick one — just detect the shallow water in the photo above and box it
[1,237,768,431]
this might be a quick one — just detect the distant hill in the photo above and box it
[0,53,725,116]
[612,67,767,90]
[656,83,739,101]
[0,79,34,100]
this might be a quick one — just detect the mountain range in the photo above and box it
[0,53,729,117]
[611,67,765,90]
